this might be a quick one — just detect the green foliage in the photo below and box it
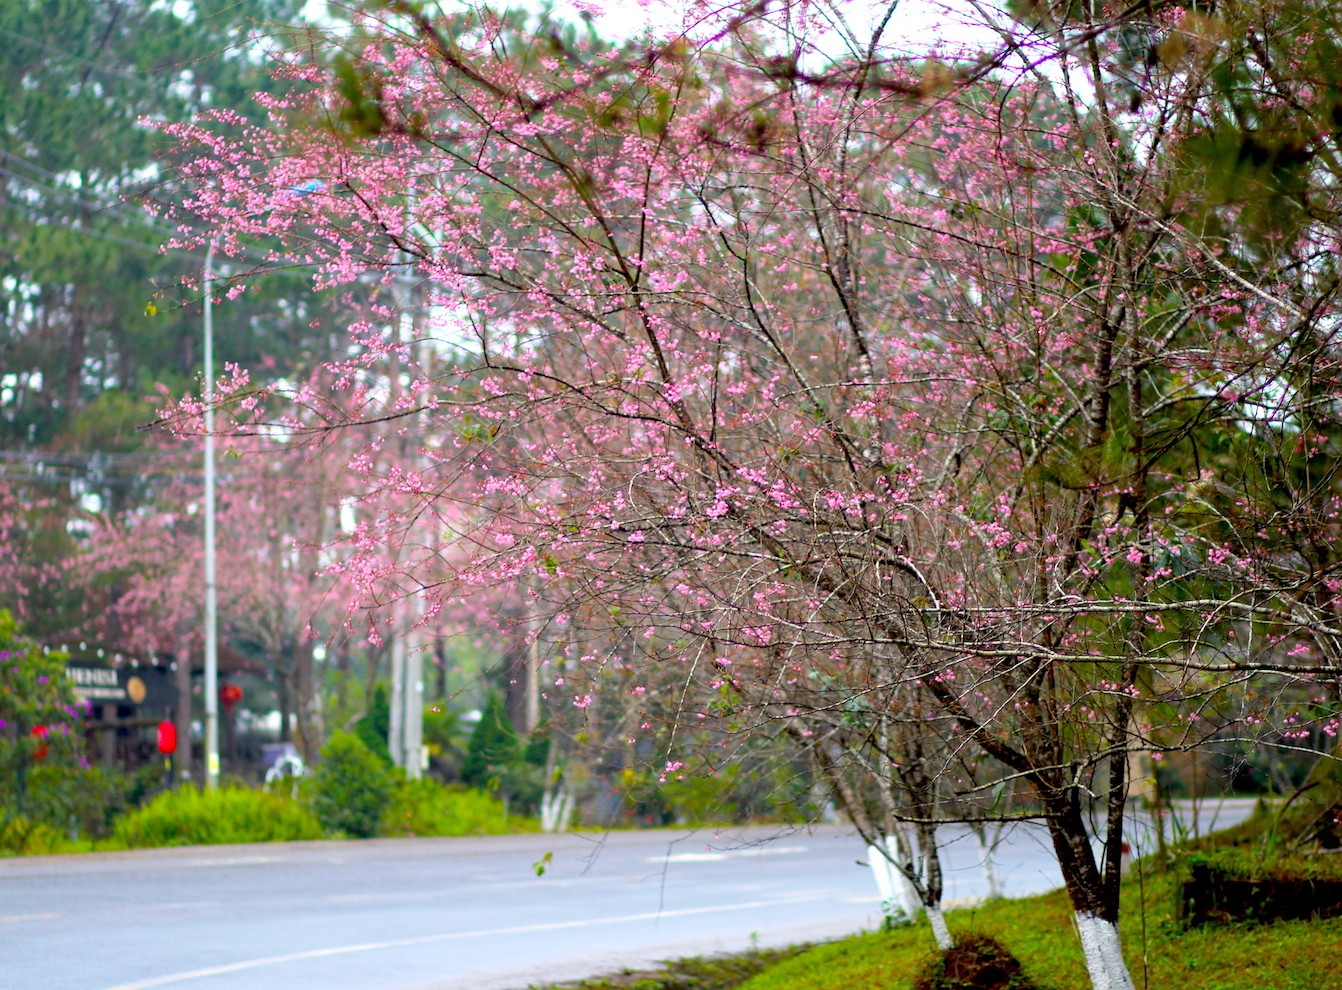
[0,814,73,856]
[462,692,521,790]
[0,0,317,449]
[378,777,532,837]
[23,763,158,840]
[457,697,553,813]
[306,731,393,837]
[657,762,817,826]
[0,610,78,819]
[112,786,322,847]
[1162,3,1342,247]
[1173,786,1342,925]
[1184,845,1342,887]
[354,683,393,764]
[612,737,817,827]
[422,704,468,776]
[333,53,388,138]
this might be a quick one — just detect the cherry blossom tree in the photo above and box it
[159,2,1342,985]
[70,428,365,766]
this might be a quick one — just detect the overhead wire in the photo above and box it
[0,195,206,263]
[1,142,326,281]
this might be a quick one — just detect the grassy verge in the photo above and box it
[734,867,1342,990]
[533,946,810,990]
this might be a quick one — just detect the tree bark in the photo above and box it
[172,632,193,782]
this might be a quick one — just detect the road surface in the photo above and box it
[0,801,1252,990]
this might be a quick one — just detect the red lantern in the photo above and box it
[30,725,49,761]
[156,720,178,755]
[220,684,243,710]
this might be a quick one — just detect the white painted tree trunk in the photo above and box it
[540,785,572,832]
[1075,913,1136,990]
[973,823,1005,899]
[867,838,920,920]
[926,905,954,951]
[868,842,909,919]
[885,832,923,918]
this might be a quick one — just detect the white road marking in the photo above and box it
[99,892,830,990]
[184,855,284,867]
[651,845,808,864]
[0,912,58,922]
[658,852,727,862]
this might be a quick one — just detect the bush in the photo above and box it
[354,684,393,764]
[24,763,164,840]
[306,731,392,838]
[0,609,80,819]
[422,704,469,780]
[0,814,73,855]
[380,777,531,837]
[113,786,323,847]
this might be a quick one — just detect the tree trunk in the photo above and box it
[970,820,1005,900]
[63,307,87,418]
[172,632,194,782]
[500,631,530,734]
[1074,913,1134,990]
[292,638,323,764]
[926,906,953,952]
[277,677,292,744]
[1042,789,1136,990]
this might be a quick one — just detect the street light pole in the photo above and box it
[203,242,220,789]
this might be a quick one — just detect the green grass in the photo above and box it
[535,947,808,990]
[736,869,1342,990]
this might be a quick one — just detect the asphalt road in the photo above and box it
[0,802,1253,990]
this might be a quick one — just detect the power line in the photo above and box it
[0,148,320,278]
[0,24,165,81]
[0,449,198,465]
[1,197,204,263]
[0,150,184,241]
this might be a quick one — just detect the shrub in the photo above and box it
[306,730,392,838]
[0,814,71,855]
[24,763,160,840]
[460,693,552,814]
[380,777,530,837]
[422,704,469,779]
[0,610,80,820]
[112,786,322,847]
[354,684,393,764]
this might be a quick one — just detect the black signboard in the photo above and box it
[66,665,177,709]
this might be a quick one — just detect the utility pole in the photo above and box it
[388,603,422,777]
[203,243,220,788]
[388,251,425,780]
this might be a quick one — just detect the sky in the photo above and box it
[552,0,999,48]
[300,0,1004,57]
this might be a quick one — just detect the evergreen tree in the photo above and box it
[461,692,520,791]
